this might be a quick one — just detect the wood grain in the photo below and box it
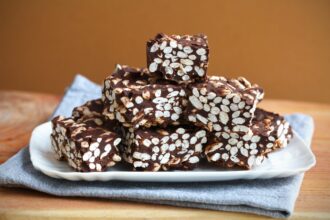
[0,91,60,163]
[0,92,329,219]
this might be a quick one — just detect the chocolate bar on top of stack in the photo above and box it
[51,33,293,172]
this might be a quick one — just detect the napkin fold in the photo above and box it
[0,75,314,218]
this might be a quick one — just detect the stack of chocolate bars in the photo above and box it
[51,33,293,172]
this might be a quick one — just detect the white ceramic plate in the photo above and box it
[29,122,316,182]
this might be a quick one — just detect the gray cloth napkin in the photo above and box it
[0,75,314,218]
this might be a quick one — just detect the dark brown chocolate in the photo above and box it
[185,76,264,133]
[147,33,209,84]
[102,64,188,128]
[123,126,208,171]
[204,108,293,169]
[51,99,123,172]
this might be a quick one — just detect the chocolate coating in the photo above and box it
[204,108,293,169]
[51,99,123,172]
[102,64,188,128]
[123,126,208,171]
[147,33,209,84]
[185,75,264,133]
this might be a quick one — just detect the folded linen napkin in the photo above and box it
[0,75,314,218]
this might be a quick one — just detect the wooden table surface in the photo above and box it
[0,91,329,220]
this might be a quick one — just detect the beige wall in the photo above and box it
[0,0,329,103]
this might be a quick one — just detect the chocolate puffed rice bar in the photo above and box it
[204,108,293,169]
[147,33,209,84]
[72,98,104,120]
[122,126,208,171]
[51,99,123,172]
[72,98,125,136]
[185,76,264,133]
[102,64,187,128]
[72,98,108,127]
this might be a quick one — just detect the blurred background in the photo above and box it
[0,0,329,103]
